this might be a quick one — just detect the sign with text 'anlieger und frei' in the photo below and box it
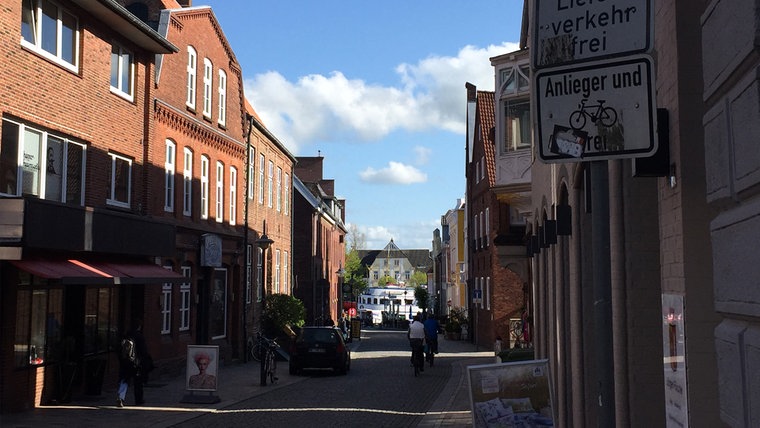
[534,55,656,163]
[533,0,652,69]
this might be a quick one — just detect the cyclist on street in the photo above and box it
[423,314,439,357]
[408,314,426,372]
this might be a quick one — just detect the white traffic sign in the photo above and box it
[533,0,652,69]
[534,55,656,163]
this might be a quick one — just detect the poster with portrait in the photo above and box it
[467,359,555,428]
[186,345,219,391]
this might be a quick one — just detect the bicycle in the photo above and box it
[568,99,617,130]
[425,337,437,368]
[260,335,279,385]
[248,331,265,362]
[410,338,425,376]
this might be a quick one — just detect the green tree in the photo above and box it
[377,275,395,286]
[344,249,369,298]
[264,293,306,336]
[407,271,428,288]
[414,285,430,314]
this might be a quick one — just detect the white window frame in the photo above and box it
[275,249,281,293]
[203,58,213,119]
[183,148,192,216]
[179,266,191,331]
[20,0,80,72]
[485,207,490,247]
[258,153,265,204]
[107,153,131,208]
[473,214,478,248]
[267,160,273,208]
[200,155,209,219]
[217,69,227,126]
[248,147,255,200]
[215,161,223,223]
[486,277,491,310]
[161,281,172,334]
[186,46,197,109]
[229,166,237,225]
[164,140,175,212]
[276,166,282,212]
[284,173,290,215]
[110,43,133,101]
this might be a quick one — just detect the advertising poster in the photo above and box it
[662,294,688,427]
[186,345,219,391]
[467,359,554,427]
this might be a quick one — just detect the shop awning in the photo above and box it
[11,258,186,285]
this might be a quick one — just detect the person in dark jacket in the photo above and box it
[117,320,150,407]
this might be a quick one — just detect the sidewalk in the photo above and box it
[2,335,491,428]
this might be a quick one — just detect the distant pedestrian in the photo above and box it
[494,336,503,363]
[117,320,151,407]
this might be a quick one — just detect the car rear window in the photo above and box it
[301,329,337,343]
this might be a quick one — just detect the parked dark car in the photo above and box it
[289,326,350,375]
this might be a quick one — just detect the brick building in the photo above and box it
[292,156,346,325]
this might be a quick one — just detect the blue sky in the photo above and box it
[201,0,524,250]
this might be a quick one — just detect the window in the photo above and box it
[183,148,192,216]
[200,155,209,219]
[215,161,223,222]
[21,0,79,71]
[186,46,197,108]
[110,44,133,100]
[283,251,289,292]
[217,69,227,126]
[108,153,131,208]
[480,210,485,247]
[257,247,263,301]
[229,166,237,225]
[485,208,490,247]
[258,154,264,204]
[276,166,282,212]
[203,58,213,118]
[267,160,273,208]
[275,249,281,293]
[248,148,255,200]
[179,266,191,331]
[245,245,253,304]
[284,173,290,215]
[161,282,172,334]
[164,140,175,212]
[0,118,85,204]
[504,99,531,151]
[486,277,491,310]
[473,214,478,248]
[480,156,485,180]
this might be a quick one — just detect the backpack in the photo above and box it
[120,337,137,365]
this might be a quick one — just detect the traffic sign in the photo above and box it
[534,55,657,163]
[533,0,652,69]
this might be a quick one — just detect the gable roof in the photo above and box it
[357,239,433,272]
[477,90,496,187]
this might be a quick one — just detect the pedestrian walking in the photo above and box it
[117,320,151,407]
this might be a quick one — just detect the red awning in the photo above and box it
[11,258,186,285]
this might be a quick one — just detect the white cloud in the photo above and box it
[414,146,432,165]
[356,218,439,250]
[244,42,519,154]
[359,161,427,184]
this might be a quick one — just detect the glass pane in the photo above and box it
[15,289,31,367]
[505,99,532,151]
[22,127,42,196]
[45,289,63,363]
[97,288,110,354]
[83,288,98,355]
[518,65,531,90]
[120,52,132,94]
[110,46,119,88]
[113,157,130,203]
[1,121,20,195]
[66,142,84,204]
[60,10,76,64]
[40,0,57,56]
[30,290,47,365]
[45,136,63,201]
[21,0,36,44]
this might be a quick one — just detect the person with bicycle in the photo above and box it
[423,314,439,365]
[407,314,425,373]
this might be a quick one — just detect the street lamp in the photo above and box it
[256,232,274,387]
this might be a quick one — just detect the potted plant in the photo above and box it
[445,306,468,340]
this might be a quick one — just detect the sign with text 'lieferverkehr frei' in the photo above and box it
[533,55,656,163]
[533,0,652,69]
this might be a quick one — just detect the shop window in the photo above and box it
[210,268,227,339]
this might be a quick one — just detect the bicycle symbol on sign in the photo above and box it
[568,99,618,130]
